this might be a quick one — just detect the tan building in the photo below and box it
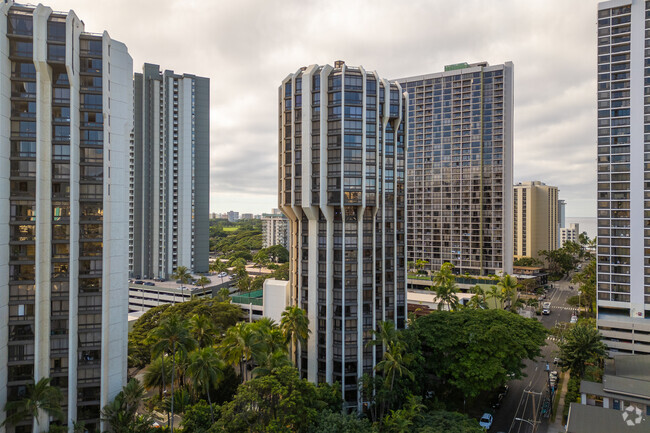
[513,181,558,259]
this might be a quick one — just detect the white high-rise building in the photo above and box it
[396,62,514,276]
[261,209,289,249]
[560,222,579,247]
[279,61,408,407]
[129,64,210,279]
[597,0,650,354]
[558,199,566,246]
[1,2,132,431]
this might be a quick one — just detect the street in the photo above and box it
[489,277,577,433]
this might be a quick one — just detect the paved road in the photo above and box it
[489,278,578,433]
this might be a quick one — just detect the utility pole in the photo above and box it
[520,389,542,432]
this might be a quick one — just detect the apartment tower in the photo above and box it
[397,62,513,276]
[279,61,408,407]
[513,181,559,260]
[1,2,132,431]
[261,209,289,249]
[597,0,650,354]
[129,64,210,279]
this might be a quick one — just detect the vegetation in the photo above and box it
[572,258,596,314]
[513,256,543,267]
[558,323,606,378]
[210,219,262,259]
[2,378,64,429]
[100,379,156,433]
[128,298,241,368]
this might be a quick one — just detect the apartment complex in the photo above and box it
[561,222,580,246]
[1,2,132,430]
[129,63,210,279]
[279,61,408,407]
[596,0,650,354]
[513,181,558,259]
[261,209,289,249]
[396,62,513,276]
[558,199,566,246]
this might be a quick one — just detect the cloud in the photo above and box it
[45,0,600,216]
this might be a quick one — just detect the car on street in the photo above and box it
[553,357,560,365]
[570,314,578,324]
[218,272,228,278]
[479,413,493,430]
[542,302,551,315]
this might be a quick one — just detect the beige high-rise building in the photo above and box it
[513,181,558,259]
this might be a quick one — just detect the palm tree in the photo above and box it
[251,349,292,378]
[280,306,311,366]
[187,347,225,422]
[432,262,455,286]
[376,341,414,392]
[368,320,400,351]
[251,317,286,361]
[220,322,255,382]
[150,314,197,433]
[559,323,607,377]
[195,276,211,297]
[433,279,459,311]
[237,274,252,292]
[190,314,216,348]
[467,285,487,309]
[2,377,64,429]
[498,274,520,311]
[171,265,192,285]
[217,287,231,302]
[414,259,429,274]
[142,356,172,399]
[486,285,505,309]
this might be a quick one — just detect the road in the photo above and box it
[489,277,577,433]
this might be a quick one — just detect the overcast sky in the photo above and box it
[45,0,600,217]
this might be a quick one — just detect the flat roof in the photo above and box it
[567,403,649,432]
[580,380,650,406]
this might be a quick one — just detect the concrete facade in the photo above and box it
[279,62,408,407]
[1,2,131,431]
[396,62,514,276]
[129,64,210,279]
[561,222,580,246]
[513,181,559,259]
[597,0,650,355]
[261,210,289,249]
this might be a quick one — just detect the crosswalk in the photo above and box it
[552,306,576,311]
[547,336,560,342]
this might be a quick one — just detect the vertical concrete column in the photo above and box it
[65,11,83,427]
[0,2,13,428]
[33,5,53,431]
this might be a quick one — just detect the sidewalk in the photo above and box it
[544,371,569,433]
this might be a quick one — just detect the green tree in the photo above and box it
[271,262,290,280]
[190,314,216,348]
[498,274,520,311]
[415,259,429,274]
[142,355,172,399]
[513,257,543,267]
[237,274,252,292]
[215,366,337,433]
[210,260,228,284]
[266,244,289,263]
[101,379,156,433]
[196,276,211,297]
[486,285,504,309]
[309,409,373,433]
[253,250,269,273]
[181,400,218,433]
[150,314,197,433]
[216,287,231,302]
[376,341,414,394]
[572,258,596,314]
[220,322,256,382]
[412,410,484,433]
[430,263,459,311]
[407,309,547,403]
[466,285,487,310]
[171,265,192,285]
[187,347,225,422]
[432,262,454,286]
[558,323,607,377]
[280,306,311,366]
[2,378,64,429]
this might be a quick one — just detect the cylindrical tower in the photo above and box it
[278,62,408,408]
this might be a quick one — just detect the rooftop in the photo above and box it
[566,403,648,433]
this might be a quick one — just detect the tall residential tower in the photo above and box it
[1,2,132,431]
[513,181,559,260]
[279,61,408,407]
[596,0,650,355]
[129,64,210,279]
[396,62,514,276]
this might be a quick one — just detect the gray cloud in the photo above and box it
[45,0,600,216]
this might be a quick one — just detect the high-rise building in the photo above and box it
[261,209,289,249]
[396,62,514,276]
[129,64,210,279]
[279,61,408,407]
[226,210,239,223]
[560,222,579,247]
[558,199,566,246]
[596,0,650,354]
[1,2,132,430]
[513,181,559,259]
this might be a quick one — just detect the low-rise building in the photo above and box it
[567,355,650,432]
[128,274,229,312]
[561,222,579,246]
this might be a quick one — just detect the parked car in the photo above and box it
[553,357,560,365]
[538,293,546,301]
[218,272,228,278]
[144,282,155,286]
[479,413,493,430]
[570,314,578,324]
[133,280,144,285]
[542,302,551,315]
